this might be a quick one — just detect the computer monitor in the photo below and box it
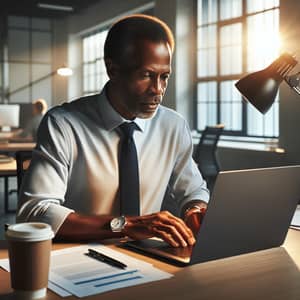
[0,104,20,132]
[12,103,34,129]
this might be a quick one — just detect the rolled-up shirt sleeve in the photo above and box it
[166,119,210,214]
[17,110,74,234]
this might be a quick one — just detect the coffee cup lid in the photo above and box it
[5,222,54,242]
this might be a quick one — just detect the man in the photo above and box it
[17,15,209,248]
[14,98,48,141]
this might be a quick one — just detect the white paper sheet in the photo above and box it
[49,245,172,298]
[291,205,300,228]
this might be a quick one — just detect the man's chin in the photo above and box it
[137,110,157,119]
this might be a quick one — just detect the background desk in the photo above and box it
[0,142,35,152]
[0,229,300,300]
[0,159,16,212]
[0,160,16,177]
[0,142,35,212]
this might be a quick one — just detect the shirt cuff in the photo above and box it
[41,203,74,234]
[17,202,74,235]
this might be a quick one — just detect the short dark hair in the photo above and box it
[104,14,174,66]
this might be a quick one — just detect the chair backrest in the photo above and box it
[193,125,224,185]
[16,150,33,192]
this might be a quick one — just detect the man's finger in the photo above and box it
[158,212,195,245]
[151,222,188,247]
[151,227,180,247]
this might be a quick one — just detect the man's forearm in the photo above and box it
[55,212,124,242]
[56,210,196,247]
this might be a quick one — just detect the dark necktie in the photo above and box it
[119,122,140,216]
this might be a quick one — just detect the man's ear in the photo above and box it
[105,59,120,82]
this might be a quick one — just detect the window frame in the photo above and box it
[195,0,280,138]
[82,27,110,96]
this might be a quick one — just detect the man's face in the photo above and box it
[110,40,172,119]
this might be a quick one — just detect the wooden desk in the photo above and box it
[0,131,34,145]
[0,142,35,152]
[0,159,17,213]
[0,142,34,212]
[1,230,300,300]
[0,160,16,177]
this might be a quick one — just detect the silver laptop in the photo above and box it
[123,166,300,265]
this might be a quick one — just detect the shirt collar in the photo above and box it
[97,83,147,132]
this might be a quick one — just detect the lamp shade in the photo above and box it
[235,53,297,114]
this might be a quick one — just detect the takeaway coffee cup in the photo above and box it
[5,222,54,299]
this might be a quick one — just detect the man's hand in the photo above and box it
[123,211,196,247]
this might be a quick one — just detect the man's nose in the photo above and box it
[150,77,164,95]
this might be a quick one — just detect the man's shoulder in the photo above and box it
[156,105,186,124]
[47,94,99,119]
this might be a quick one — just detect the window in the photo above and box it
[4,16,52,105]
[82,29,109,95]
[196,0,280,138]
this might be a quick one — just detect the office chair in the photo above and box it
[193,124,224,191]
[16,150,33,192]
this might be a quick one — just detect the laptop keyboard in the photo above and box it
[128,239,193,258]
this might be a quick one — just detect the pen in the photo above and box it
[86,248,127,269]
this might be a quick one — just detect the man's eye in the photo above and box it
[142,72,151,78]
[161,74,170,81]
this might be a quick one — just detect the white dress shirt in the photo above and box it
[17,86,209,233]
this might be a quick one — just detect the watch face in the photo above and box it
[111,216,126,232]
[111,218,122,228]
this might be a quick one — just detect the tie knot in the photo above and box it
[119,122,137,138]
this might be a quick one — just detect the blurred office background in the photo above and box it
[1,0,300,231]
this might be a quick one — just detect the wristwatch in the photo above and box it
[110,216,127,232]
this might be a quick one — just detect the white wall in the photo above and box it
[52,18,69,105]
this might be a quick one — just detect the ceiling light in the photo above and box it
[57,66,73,76]
[37,3,74,12]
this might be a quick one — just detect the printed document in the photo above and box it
[49,244,172,297]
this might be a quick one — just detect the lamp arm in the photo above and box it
[284,72,300,95]
[292,86,300,95]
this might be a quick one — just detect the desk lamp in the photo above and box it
[235,53,300,113]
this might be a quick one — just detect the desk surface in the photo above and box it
[0,142,35,152]
[0,229,300,300]
[0,160,16,176]
[0,142,34,175]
